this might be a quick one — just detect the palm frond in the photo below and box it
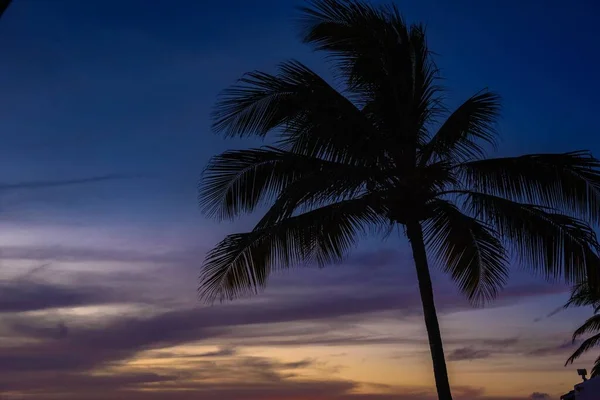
[299,0,442,151]
[466,192,600,285]
[278,104,382,167]
[212,60,381,166]
[198,195,387,302]
[424,200,508,305]
[592,355,600,377]
[460,151,600,224]
[253,167,374,230]
[573,315,600,340]
[409,25,444,138]
[566,333,600,365]
[565,282,600,309]
[420,91,501,165]
[299,0,395,87]
[199,146,371,220]
[213,60,320,137]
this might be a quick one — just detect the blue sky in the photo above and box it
[1,0,600,399]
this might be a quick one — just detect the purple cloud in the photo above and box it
[1,244,200,264]
[529,393,551,400]
[0,246,573,399]
[0,280,117,312]
[528,340,578,357]
[193,345,238,358]
[448,347,493,361]
[0,174,129,192]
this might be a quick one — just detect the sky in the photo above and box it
[0,0,600,399]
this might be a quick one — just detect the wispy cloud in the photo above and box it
[0,174,131,192]
[528,340,579,357]
[0,279,118,312]
[0,246,573,398]
[0,244,199,264]
[448,347,493,361]
[529,393,551,400]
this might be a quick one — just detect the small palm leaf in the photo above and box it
[566,332,600,366]
[573,315,600,340]
[565,282,600,309]
[592,355,600,377]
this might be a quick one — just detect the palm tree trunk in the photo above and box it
[406,221,453,400]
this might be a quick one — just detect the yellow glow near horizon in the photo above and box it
[98,320,596,399]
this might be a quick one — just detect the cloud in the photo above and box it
[448,347,492,361]
[0,245,576,399]
[0,367,533,400]
[497,283,569,303]
[193,346,238,358]
[0,347,348,399]
[0,279,454,384]
[2,297,409,373]
[0,371,177,392]
[0,279,117,312]
[282,359,314,369]
[343,248,409,268]
[0,174,129,192]
[0,371,356,400]
[149,347,238,360]
[529,393,550,400]
[1,244,567,313]
[533,306,564,322]
[481,337,519,347]
[0,245,567,376]
[528,340,578,357]
[0,244,198,264]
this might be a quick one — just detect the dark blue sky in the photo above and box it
[1,1,600,399]
[1,0,599,227]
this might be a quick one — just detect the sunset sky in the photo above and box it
[1,0,600,399]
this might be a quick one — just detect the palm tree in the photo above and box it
[197,1,600,399]
[566,283,600,378]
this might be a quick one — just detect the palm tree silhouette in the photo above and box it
[566,283,600,378]
[198,1,600,399]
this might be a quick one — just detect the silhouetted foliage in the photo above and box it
[566,283,600,377]
[198,1,600,399]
